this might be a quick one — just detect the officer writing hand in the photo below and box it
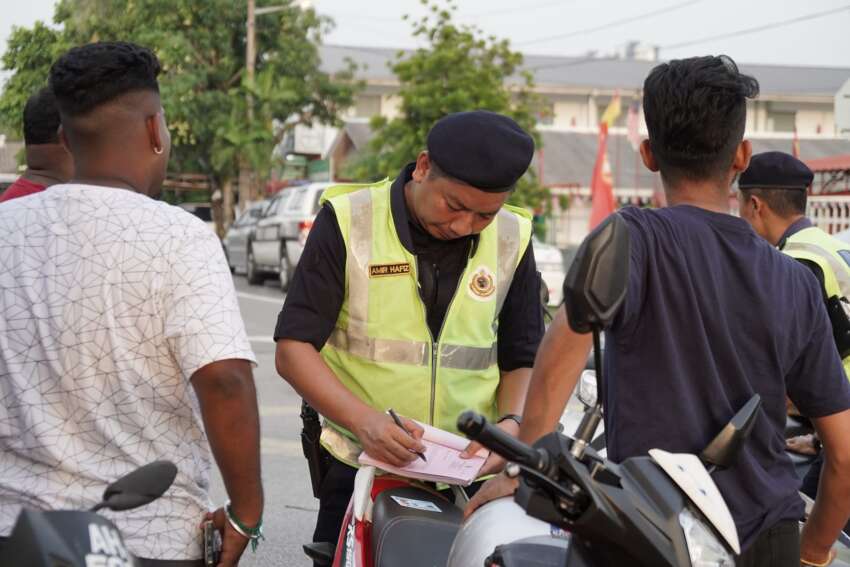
[354,410,426,467]
[459,418,520,477]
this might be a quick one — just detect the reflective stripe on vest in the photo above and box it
[784,240,850,299]
[783,227,850,381]
[318,180,532,452]
[327,188,521,372]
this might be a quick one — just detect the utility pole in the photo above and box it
[237,0,257,212]
[239,1,291,211]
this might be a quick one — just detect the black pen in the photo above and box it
[387,408,427,462]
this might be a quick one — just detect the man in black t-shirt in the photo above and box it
[467,56,850,566]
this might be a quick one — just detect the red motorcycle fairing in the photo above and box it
[332,476,411,567]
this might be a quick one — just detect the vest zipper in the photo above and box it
[424,244,472,425]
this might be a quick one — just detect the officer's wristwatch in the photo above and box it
[497,414,522,428]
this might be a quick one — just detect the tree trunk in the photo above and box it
[222,178,235,233]
[238,158,252,214]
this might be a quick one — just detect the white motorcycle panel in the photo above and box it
[649,449,740,555]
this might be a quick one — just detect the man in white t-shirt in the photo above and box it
[0,42,263,567]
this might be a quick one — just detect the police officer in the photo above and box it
[738,151,850,378]
[274,110,544,560]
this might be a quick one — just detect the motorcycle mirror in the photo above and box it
[700,395,762,472]
[578,370,598,408]
[91,461,177,512]
[562,213,630,334]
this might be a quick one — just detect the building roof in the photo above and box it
[331,119,850,188]
[0,140,23,174]
[345,120,374,151]
[806,154,850,173]
[319,44,850,98]
[539,130,850,187]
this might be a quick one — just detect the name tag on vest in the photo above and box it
[369,263,411,277]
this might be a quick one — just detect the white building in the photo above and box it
[290,45,850,244]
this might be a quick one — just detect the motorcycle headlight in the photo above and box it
[678,507,735,566]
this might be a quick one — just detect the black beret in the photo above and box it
[426,110,535,192]
[739,151,813,191]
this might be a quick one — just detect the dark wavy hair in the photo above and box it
[23,87,61,145]
[49,41,161,117]
[643,55,759,184]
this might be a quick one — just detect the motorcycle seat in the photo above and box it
[371,486,463,567]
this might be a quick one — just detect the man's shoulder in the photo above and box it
[81,186,214,236]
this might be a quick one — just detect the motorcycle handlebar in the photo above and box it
[457,411,548,472]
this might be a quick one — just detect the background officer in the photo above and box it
[738,150,850,378]
[274,110,545,560]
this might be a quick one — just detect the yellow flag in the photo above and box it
[600,94,622,127]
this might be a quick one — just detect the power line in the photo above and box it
[525,3,850,73]
[661,4,850,51]
[516,0,703,47]
[460,0,570,20]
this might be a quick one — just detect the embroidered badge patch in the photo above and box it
[468,266,496,301]
[369,263,411,277]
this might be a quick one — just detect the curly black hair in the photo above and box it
[23,87,61,145]
[49,41,161,117]
[643,55,759,184]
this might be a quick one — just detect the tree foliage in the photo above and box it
[0,22,70,136]
[0,0,358,186]
[352,0,547,209]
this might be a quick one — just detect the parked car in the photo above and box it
[249,182,332,290]
[177,202,216,235]
[534,237,566,307]
[223,201,268,275]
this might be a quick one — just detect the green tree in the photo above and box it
[1,0,358,225]
[0,22,70,137]
[352,0,547,209]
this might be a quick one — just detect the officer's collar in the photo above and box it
[390,163,479,255]
[777,217,813,250]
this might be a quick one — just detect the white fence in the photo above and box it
[544,191,850,247]
[808,195,850,235]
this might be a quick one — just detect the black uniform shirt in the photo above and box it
[778,217,825,288]
[273,163,544,371]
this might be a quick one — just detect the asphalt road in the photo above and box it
[209,275,314,567]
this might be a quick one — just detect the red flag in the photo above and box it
[589,122,616,229]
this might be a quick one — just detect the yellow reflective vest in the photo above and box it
[317,178,532,464]
[783,225,850,379]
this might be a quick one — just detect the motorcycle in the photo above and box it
[452,214,747,566]
[0,460,178,567]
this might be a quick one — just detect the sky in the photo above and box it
[2,0,850,89]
